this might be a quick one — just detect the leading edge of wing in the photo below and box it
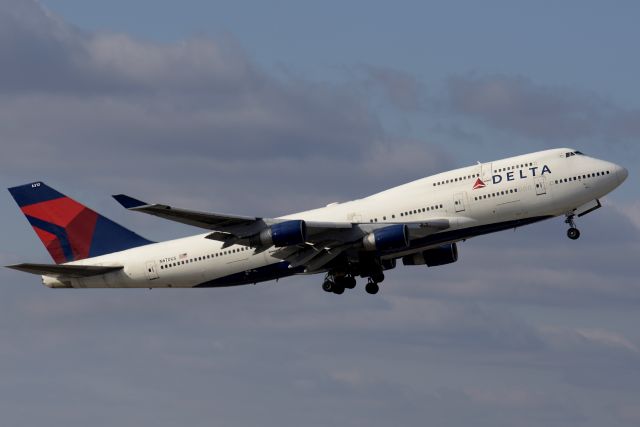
[112,194,261,231]
[6,263,123,278]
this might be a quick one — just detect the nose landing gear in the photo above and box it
[565,214,581,240]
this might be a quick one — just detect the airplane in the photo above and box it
[6,148,628,295]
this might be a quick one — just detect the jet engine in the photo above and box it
[363,224,410,251]
[402,243,458,267]
[258,220,307,247]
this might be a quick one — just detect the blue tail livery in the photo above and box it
[8,182,152,264]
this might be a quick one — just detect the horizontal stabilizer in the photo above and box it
[6,263,123,278]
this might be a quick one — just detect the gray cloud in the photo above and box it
[1,2,640,427]
[0,0,451,221]
[393,206,640,309]
[358,64,427,112]
[446,74,640,142]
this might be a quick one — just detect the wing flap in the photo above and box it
[6,263,123,278]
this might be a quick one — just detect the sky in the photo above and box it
[0,0,639,426]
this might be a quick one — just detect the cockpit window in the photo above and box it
[565,150,585,157]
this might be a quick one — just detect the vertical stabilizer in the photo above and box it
[8,182,152,264]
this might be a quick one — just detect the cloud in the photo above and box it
[612,200,640,232]
[358,65,427,111]
[1,2,640,427]
[446,74,640,142]
[0,0,450,220]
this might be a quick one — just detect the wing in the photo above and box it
[112,194,451,272]
[112,194,265,234]
[113,194,357,243]
[7,263,123,278]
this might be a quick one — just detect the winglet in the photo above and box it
[112,194,147,209]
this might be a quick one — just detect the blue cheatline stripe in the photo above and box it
[8,182,65,207]
[398,215,554,254]
[195,262,303,288]
[25,215,74,262]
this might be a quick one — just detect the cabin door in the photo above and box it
[534,177,547,195]
[481,162,493,183]
[145,261,159,280]
[454,192,466,212]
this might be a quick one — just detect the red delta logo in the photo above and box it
[472,178,486,190]
[472,165,552,190]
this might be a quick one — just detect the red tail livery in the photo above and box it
[8,182,152,264]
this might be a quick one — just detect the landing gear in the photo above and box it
[322,274,355,294]
[341,276,357,289]
[365,280,379,295]
[567,227,580,240]
[370,271,385,283]
[322,272,383,295]
[565,214,581,240]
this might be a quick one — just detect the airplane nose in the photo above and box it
[617,165,628,184]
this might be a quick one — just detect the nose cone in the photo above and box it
[617,165,629,184]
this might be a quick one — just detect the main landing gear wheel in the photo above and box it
[370,272,385,283]
[322,275,354,294]
[332,285,345,295]
[365,280,379,295]
[342,276,356,289]
[564,214,581,240]
[567,227,580,240]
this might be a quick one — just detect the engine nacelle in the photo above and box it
[259,220,307,247]
[363,224,409,251]
[402,243,458,267]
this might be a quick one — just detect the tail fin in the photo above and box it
[8,181,153,264]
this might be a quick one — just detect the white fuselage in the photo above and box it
[43,148,627,288]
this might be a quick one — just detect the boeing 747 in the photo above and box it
[6,148,628,295]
